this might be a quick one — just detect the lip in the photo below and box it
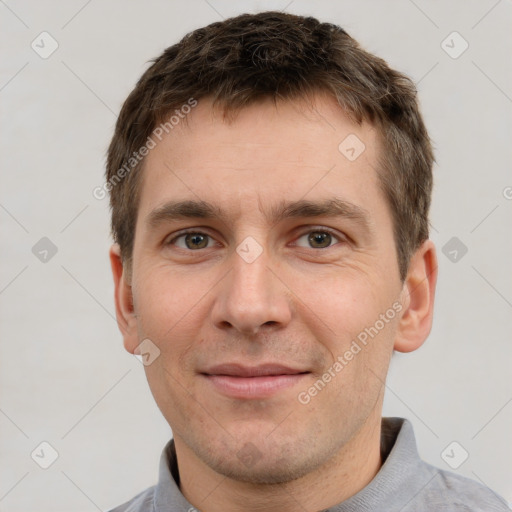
[202,363,308,377]
[200,363,310,399]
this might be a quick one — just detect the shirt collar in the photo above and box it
[328,417,432,511]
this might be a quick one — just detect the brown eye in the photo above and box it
[185,233,209,249]
[295,229,341,249]
[308,231,332,248]
[170,232,213,250]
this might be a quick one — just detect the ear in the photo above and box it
[394,239,438,353]
[109,244,139,354]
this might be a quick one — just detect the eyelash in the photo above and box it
[166,227,346,250]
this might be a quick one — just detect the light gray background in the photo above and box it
[1,0,511,510]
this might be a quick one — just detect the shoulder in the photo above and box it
[107,485,156,512]
[406,463,510,512]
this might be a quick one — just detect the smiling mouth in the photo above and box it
[200,363,310,399]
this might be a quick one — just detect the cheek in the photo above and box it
[290,268,385,338]
[294,269,398,383]
[132,269,212,375]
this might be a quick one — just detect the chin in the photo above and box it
[198,435,331,486]
[211,456,319,485]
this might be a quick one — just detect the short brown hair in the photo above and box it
[106,11,433,281]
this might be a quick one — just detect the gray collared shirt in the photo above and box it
[108,417,509,511]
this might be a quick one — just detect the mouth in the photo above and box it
[200,363,311,399]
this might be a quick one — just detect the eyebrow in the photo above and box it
[146,198,372,232]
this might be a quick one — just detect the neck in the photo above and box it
[175,408,383,512]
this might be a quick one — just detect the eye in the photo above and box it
[294,229,344,249]
[168,231,216,250]
[166,228,345,251]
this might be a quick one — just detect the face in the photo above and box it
[112,93,429,485]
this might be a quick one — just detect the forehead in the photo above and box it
[137,93,384,224]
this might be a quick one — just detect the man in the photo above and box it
[106,11,508,512]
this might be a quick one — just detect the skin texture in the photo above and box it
[110,92,438,512]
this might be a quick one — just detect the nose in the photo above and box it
[210,242,292,336]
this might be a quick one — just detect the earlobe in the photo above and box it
[109,244,139,354]
[394,240,438,353]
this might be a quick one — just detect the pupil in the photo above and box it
[309,232,330,248]
[186,233,207,249]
